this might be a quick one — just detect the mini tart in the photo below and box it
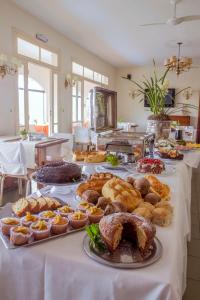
[30,220,51,240]
[77,201,94,212]
[39,210,57,221]
[0,217,20,236]
[69,211,88,229]
[51,215,69,235]
[57,205,74,217]
[86,206,104,223]
[21,212,39,227]
[10,226,32,246]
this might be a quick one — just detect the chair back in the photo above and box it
[0,142,27,175]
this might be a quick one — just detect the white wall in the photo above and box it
[0,0,117,135]
[116,65,200,131]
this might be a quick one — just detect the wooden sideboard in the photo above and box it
[169,115,190,126]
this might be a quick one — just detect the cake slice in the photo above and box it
[51,198,62,209]
[37,197,48,211]
[12,198,29,217]
[27,198,39,213]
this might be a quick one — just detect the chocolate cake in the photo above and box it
[35,161,82,184]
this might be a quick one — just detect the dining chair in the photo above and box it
[74,127,91,151]
[49,133,74,161]
[0,142,32,206]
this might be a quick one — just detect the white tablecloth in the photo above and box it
[0,161,193,300]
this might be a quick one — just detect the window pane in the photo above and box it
[17,38,39,60]
[72,85,76,96]
[41,48,58,67]
[72,97,77,122]
[84,67,93,80]
[28,77,44,91]
[53,124,58,133]
[78,97,82,121]
[78,81,81,96]
[28,91,46,125]
[94,72,102,83]
[72,62,83,76]
[102,75,109,85]
[53,74,58,123]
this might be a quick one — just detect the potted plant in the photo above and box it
[19,128,28,140]
[122,61,196,139]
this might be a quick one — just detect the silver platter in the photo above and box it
[0,203,86,250]
[32,173,88,186]
[83,235,162,269]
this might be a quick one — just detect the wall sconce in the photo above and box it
[64,73,77,89]
[182,87,193,100]
[0,53,21,79]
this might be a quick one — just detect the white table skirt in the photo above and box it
[0,161,193,300]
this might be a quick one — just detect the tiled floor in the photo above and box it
[1,170,200,299]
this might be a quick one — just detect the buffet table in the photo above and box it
[0,154,198,300]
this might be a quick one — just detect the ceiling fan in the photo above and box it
[140,0,200,27]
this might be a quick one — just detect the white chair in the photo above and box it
[0,142,32,206]
[74,127,91,151]
[50,133,74,161]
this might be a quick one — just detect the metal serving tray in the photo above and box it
[0,202,85,250]
[83,235,162,269]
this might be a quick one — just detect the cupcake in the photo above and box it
[77,201,94,212]
[57,205,74,217]
[10,226,32,246]
[39,210,57,221]
[69,211,88,229]
[86,206,104,223]
[21,212,39,227]
[51,215,69,235]
[0,217,20,236]
[30,220,51,240]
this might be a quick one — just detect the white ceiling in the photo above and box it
[11,0,200,67]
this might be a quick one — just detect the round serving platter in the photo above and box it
[32,173,88,186]
[83,235,162,269]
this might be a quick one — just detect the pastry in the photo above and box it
[96,197,111,210]
[104,202,127,215]
[30,220,51,240]
[57,205,74,217]
[152,207,172,227]
[134,178,150,196]
[89,173,117,181]
[126,176,135,186]
[39,210,57,221]
[73,151,106,163]
[77,201,94,212]
[76,179,108,196]
[145,175,170,201]
[69,211,88,229]
[144,192,161,205]
[51,215,69,235]
[138,202,155,212]
[136,158,165,174]
[155,201,173,213]
[99,212,156,253]
[12,198,29,217]
[37,197,48,211]
[86,206,104,223]
[81,190,100,204]
[158,148,183,160]
[0,217,20,236]
[133,207,152,221]
[27,198,39,214]
[10,226,32,246]
[21,212,39,227]
[102,178,142,212]
[35,161,82,183]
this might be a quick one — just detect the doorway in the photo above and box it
[18,62,58,136]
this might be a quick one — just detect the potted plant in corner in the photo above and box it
[122,61,196,139]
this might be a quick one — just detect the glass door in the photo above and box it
[17,62,58,136]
